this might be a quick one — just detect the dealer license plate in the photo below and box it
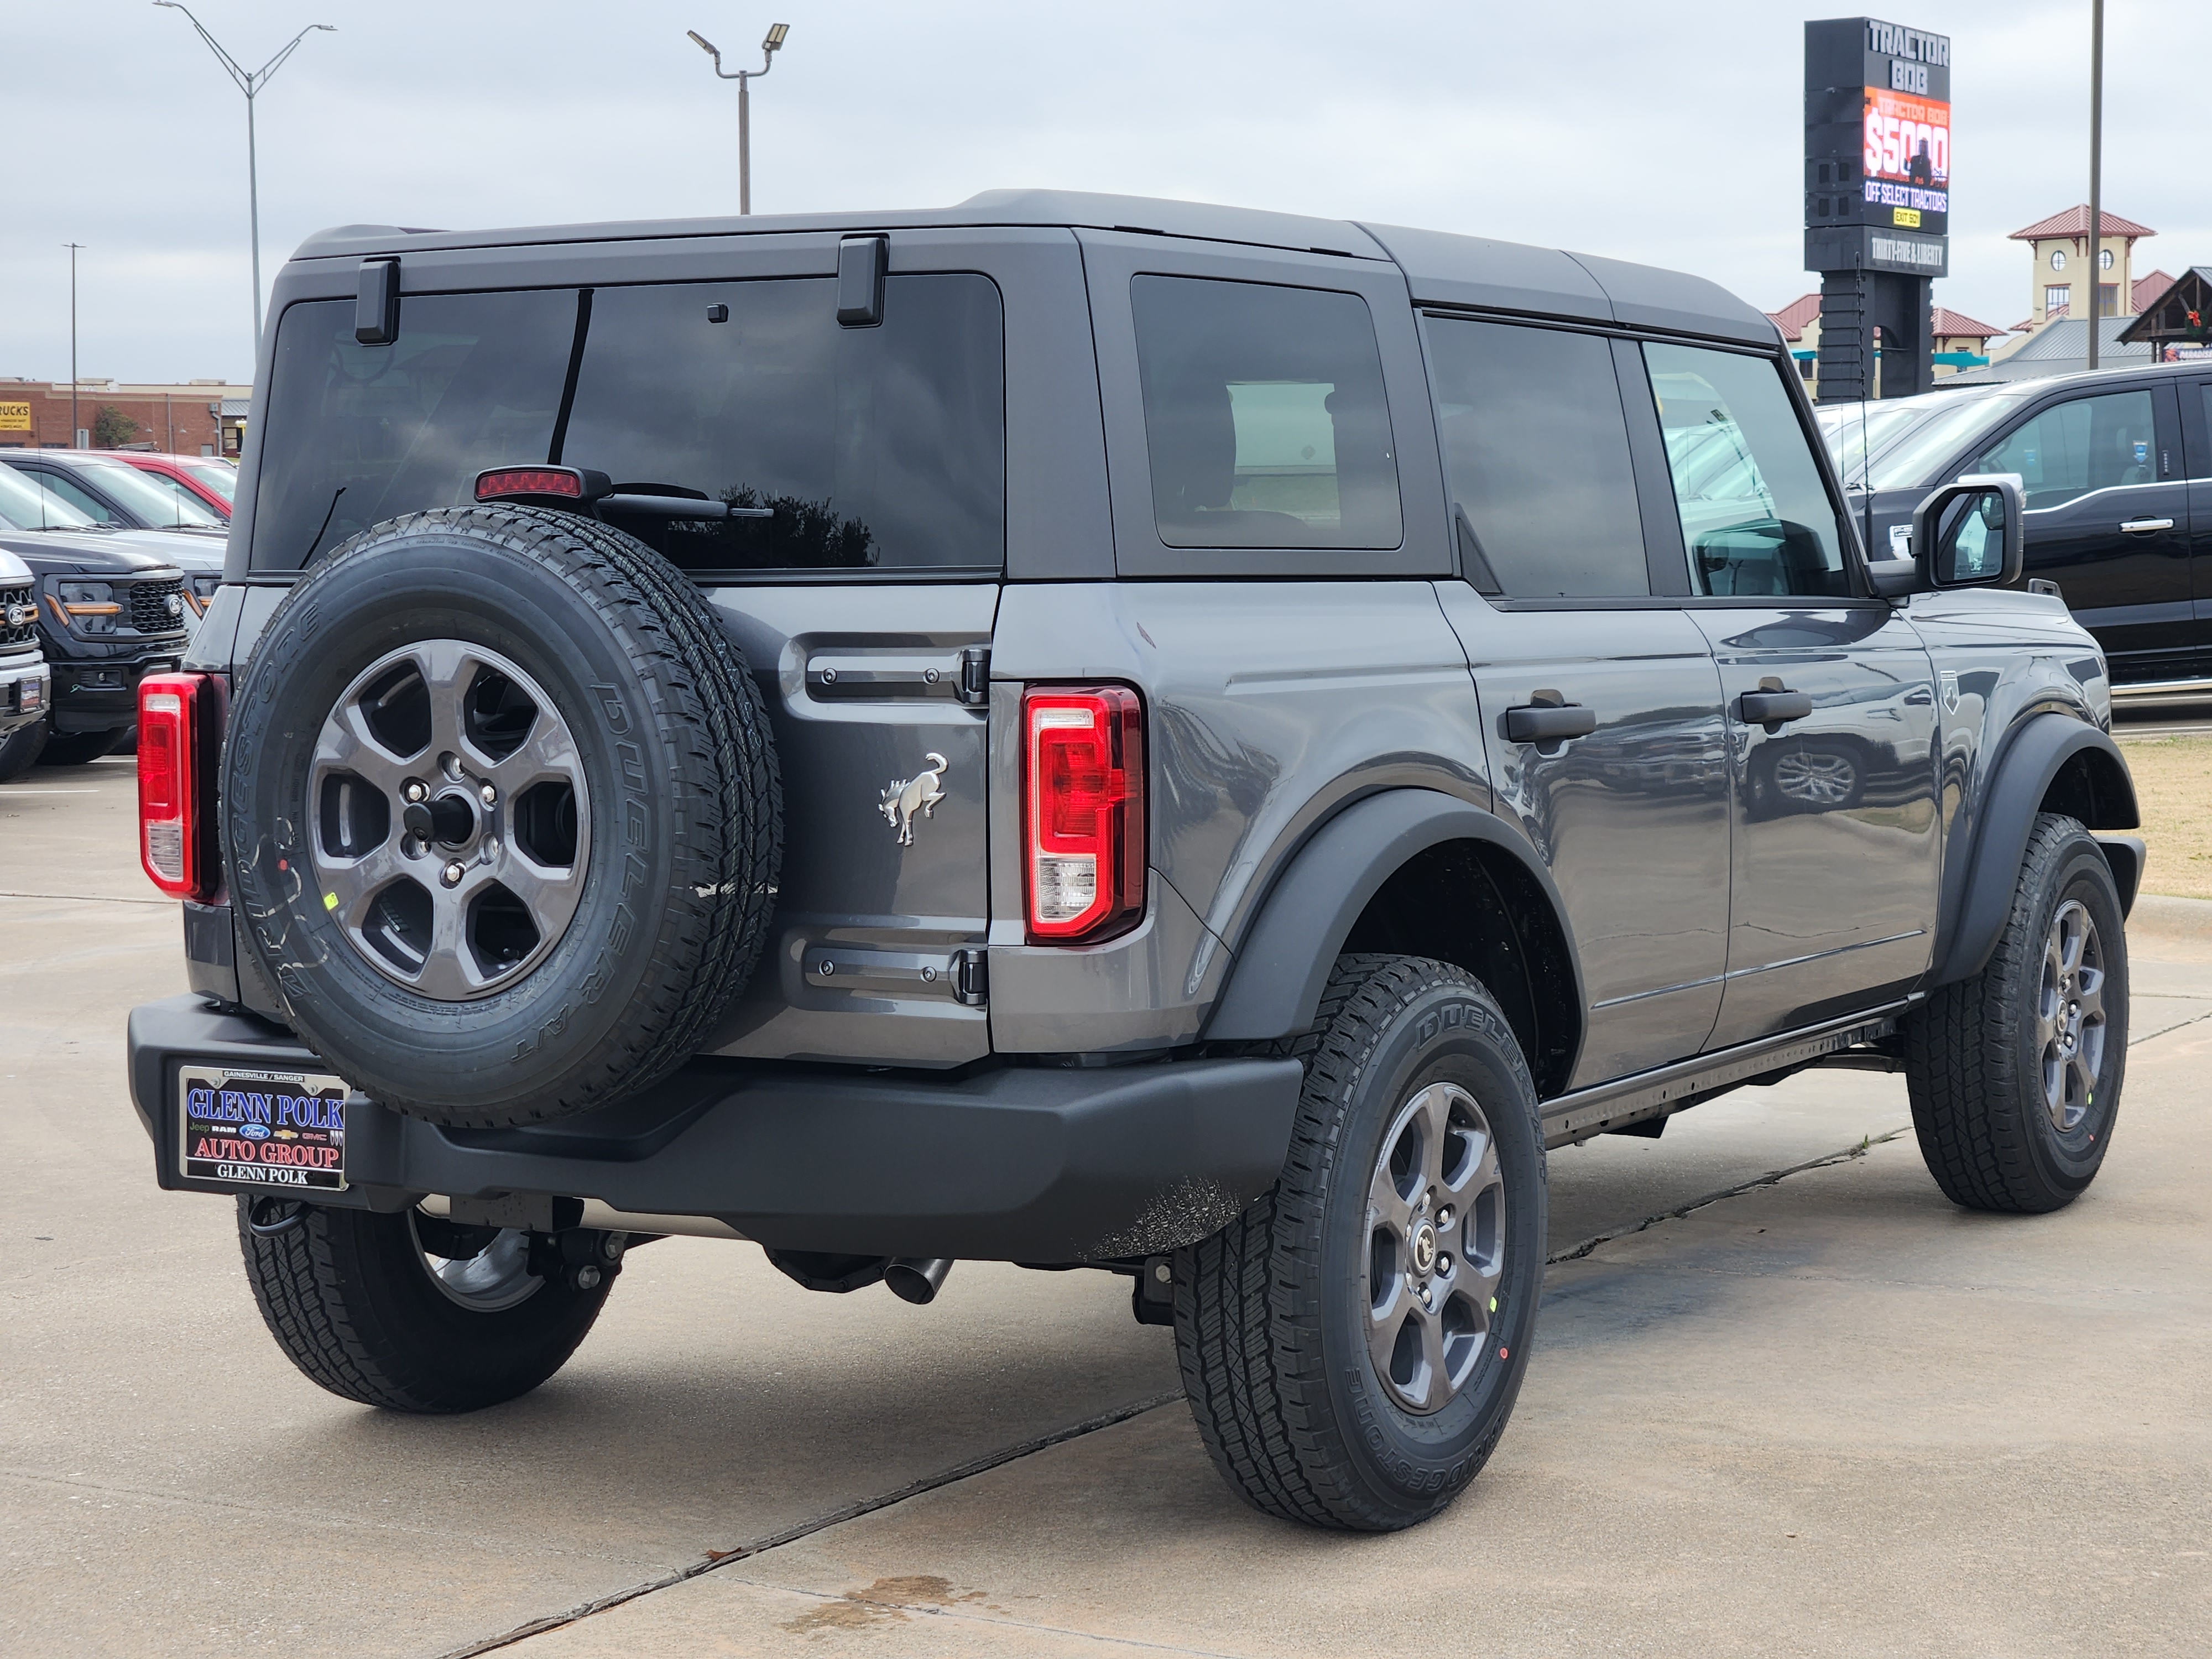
[178,1065,349,1192]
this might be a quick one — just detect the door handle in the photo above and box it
[1503,702,1598,743]
[2119,518,2175,534]
[1738,689,1813,726]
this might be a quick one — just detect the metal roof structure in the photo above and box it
[289,190,1779,348]
[2007,206,2158,242]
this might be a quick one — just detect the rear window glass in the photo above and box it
[252,274,1005,575]
[1131,275,1401,550]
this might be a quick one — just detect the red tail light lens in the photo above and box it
[1023,686,1144,943]
[139,672,212,900]
[475,466,585,501]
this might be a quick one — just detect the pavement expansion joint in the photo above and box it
[0,889,174,905]
[1546,1128,1915,1266]
[435,1388,1186,1659]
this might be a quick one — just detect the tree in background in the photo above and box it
[93,405,139,449]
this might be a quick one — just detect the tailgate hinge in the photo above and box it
[953,947,989,1006]
[957,645,991,707]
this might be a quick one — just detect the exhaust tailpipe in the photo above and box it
[884,1257,953,1305]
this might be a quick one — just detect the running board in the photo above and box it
[1540,999,1916,1148]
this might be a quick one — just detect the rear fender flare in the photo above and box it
[1931,714,2140,987]
[1201,789,1585,1048]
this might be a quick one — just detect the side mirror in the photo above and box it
[1912,473,2024,589]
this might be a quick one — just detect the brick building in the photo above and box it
[0,378,252,456]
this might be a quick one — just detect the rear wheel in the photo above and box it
[1175,954,1547,1531]
[237,1199,614,1412]
[1906,813,2128,1212]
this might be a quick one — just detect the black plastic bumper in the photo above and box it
[49,649,185,733]
[126,994,1303,1262]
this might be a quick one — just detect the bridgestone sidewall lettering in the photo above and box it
[225,507,781,1129]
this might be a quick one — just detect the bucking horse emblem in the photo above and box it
[879,752,948,847]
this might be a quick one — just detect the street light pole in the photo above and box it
[686,23,791,215]
[2086,0,2104,369]
[65,243,84,448]
[152,3,336,350]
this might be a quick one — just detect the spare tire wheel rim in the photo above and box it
[309,638,591,1000]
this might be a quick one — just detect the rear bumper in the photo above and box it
[126,993,1302,1262]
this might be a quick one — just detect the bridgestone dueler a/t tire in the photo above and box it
[1174,954,1547,1532]
[237,1199,611,1412]
[224,506,781,1129]
[1906,813,2128,1213]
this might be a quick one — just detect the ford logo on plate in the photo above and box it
[4,602,32,629]
[239,1123,270,1140]
[165,592,185,618]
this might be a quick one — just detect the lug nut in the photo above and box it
[479,783,497,806]
[442,861,466,886]
[1437,1206,1454,1229]
[404,781,427,804]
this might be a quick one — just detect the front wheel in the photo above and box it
[237,1199,615,1412]
[1175,954,1547,1532]
[1906,813,2129,1212]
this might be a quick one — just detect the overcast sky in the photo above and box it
[4,1,2202,387]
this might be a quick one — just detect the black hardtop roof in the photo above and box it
[292,189,1778,347]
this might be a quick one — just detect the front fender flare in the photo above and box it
[1201,788,1584,1045]
[1931,714,2140,988]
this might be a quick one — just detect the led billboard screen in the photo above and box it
[1806,17,1952,253]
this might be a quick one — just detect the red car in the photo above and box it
[111,452,237,520]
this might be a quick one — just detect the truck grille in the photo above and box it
[128,579,186,635]
[0,583,33,648]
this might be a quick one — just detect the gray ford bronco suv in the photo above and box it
[126,191,2143,1533]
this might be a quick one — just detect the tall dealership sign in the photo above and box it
[1805,18,1951,401]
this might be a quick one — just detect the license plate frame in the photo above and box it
[177,1065,349,1192]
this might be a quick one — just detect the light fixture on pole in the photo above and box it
[65,244,84,449]
[686,22,791,215]
[152,2,337,351]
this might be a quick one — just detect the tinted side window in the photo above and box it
[1977,389,2156,510]
[1424,317,1647,596]
[253,290,577,569]
[1642,342,1849,599]
[560,274,1004,572]
[1131,275,1401,550]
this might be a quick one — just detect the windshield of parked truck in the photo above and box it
[0,463,100,530]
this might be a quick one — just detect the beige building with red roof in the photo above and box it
[2010,206,2156,327]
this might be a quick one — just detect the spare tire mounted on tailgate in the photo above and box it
[225,505,781,1129]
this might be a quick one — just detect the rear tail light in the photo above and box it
[1022,686,1144,943]
[139,672,213,901]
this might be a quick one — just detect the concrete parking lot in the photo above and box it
[6,755,2210,1657]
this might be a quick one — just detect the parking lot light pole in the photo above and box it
[152,3,336,350]
[686,23,791,215]
[65,243,83,449]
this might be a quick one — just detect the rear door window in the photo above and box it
[1641,342,1851,598]
[1131,275,1401,550]
[1423,317,1648,596]
[251,275,1006,575]
[1975,389,2157,509]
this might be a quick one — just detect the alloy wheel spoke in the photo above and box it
[314,698,416,796]
[322,840,411,930]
